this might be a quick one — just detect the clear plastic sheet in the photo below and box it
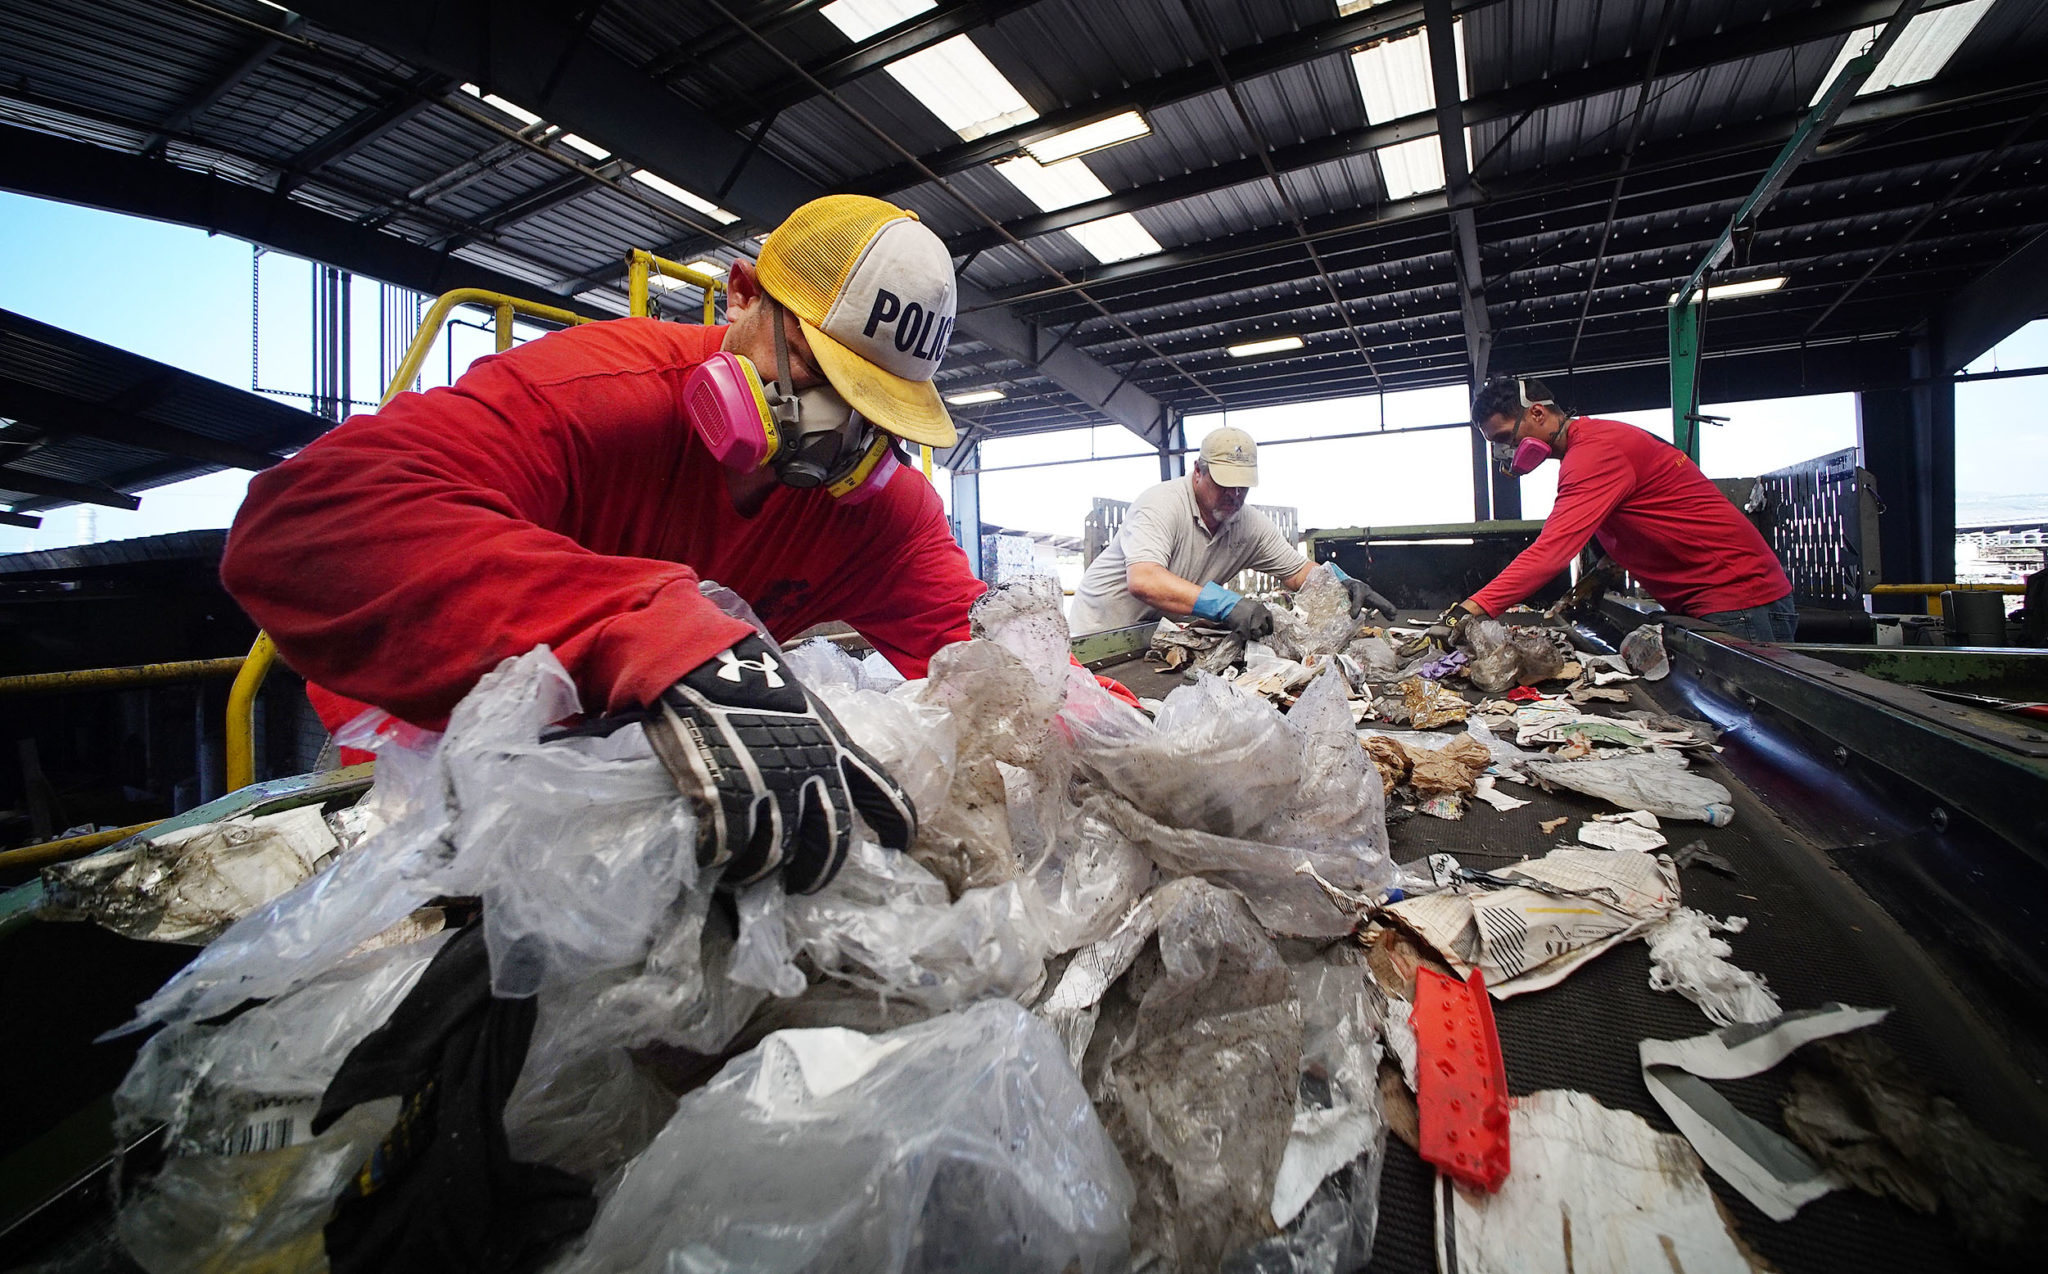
[1342,633,1401,681]
[1268,563,1359,662]
[1523,750,1736,825]
[913,639,1065,893]
[556,999,1134,1274]
[1062,670,1305,839]
[1229,954,1389,1274]
[1463,620,1567,692]
[1082,878,1304,1271]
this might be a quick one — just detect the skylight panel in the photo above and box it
[1067,215,1162,264]
[993,155,1108,211]
[1026,111,1151,164]
[883,35,1038,140]
[1348,21,1468,199]
[1376,137,1447,200]
[556,133,610,161]
[460,83,542,129]
[1669,276,1787,304]
[820,0,935,43]
[1808,1,1993,106]
[992,157,1160,263]
[628,171,741,225]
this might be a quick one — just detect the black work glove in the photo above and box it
[1424,604,1476,646]
[1226,597,1276,641]
[1342,578,1399,621]
[643,635,915,894]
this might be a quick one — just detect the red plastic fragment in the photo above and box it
[1413,966,1512,1191]
[1505,685,1547,703]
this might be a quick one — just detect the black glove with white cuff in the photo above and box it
[643,635,915,894]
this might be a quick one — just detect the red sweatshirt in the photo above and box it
[221,318,985,730]
[1471,417,1790,619]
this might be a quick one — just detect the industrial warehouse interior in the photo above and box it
[2,0,2047,1270]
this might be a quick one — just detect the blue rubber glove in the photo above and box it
[1191,581,1244,623]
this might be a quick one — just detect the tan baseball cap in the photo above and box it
[755,194,958,448]
[1199,426,1259,486]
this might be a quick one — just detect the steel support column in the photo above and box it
[1159,415,1186,481]
[1858,334,1956,602]
[950,442,983,578]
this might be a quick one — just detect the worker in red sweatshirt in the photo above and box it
[1446,376,1796,641]
[222,194,989,895]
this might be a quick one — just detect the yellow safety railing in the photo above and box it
[224,264,730,792]
[1869,583,2027,617]
[0,656,244,696]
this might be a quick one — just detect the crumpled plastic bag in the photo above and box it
[1085,671,1392,938]
[1622,623,1671,679]
[1645,907,1780,1026]
[1523,750,1736,825]
[40,804,340,944]
[1229,954,1389,1274]
[1260,566,1358,666]
[1342,633,1401,681]
[786,638,958,829]
[113,938,449,1273]
[1063,670,1305,839]
[1463,620,1568,693]
[556,998,1134,1274]
[117,647,701,1032]
[1081,879,1303,1271]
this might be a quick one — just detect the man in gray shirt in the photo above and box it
[1069,427,1391,637]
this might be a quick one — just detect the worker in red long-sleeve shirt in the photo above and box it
[1441,376,1796,641]
[223,195,990,895]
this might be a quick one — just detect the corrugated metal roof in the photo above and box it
[0,0,2041,461]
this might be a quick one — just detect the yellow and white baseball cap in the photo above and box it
[1200,426,1259,486]
[756,194,958,448]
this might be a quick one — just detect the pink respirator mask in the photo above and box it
[681,303,899,505]
[1492,380,1562,476]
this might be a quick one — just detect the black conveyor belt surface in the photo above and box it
[1109,655,2016,1273]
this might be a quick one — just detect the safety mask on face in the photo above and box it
[1507,436,1554,476]
[681,298,897,501]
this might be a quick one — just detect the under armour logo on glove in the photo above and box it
[715,647,785,688]
[643,634,917,894]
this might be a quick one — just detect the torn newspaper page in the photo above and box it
[1640,1003,1890,1220]
[1435,1089,1766,1274]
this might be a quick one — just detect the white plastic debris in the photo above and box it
[1472,776,1530,812]
[1621,623,1672,680]
[41,804,341,944]
[1435,1090,1763,1274]
[557,999,1133,1274]
[1524,750,1736,825]
[1645,907,1782,1026]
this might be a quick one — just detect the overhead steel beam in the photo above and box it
[0,379,285,473]
[1938,226,2048,373]
[0,467,142,511]
[901,0,1896,210]
[289,0,822,228]
[276,75,454,197]
[140,11,302,158]
[1425,0,1490,387]
[0,126,609,319]
[432,162,626,253]
[954,284,1169,445]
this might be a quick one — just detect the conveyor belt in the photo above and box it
[1103,653,2032,1273]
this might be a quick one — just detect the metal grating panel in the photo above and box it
[1758,447,1883,608]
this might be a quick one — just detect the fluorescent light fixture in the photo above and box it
[1669,276,1787,305]
[683,259,723,277]
[629,170,741,224]
[993,156,1160,262]
[1808,1,1993,106]
[1349,21,1469,199]
[1335,0,1386,13]
[1025,111,1151,164]
[556,133,610,161]
[1227,335,1305,358]
[821,0,934,43]
[460,83,543,129]
[945,388,1007,405]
